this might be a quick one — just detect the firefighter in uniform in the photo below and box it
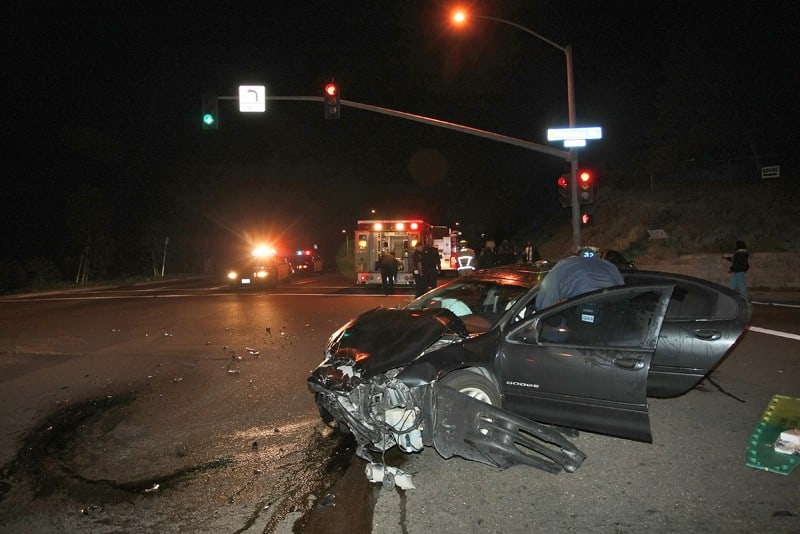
[457,240,476,276]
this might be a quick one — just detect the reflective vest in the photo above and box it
[457,247,476,274]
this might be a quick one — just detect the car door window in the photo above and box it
[510,288,669,348]
[624,273,743,321]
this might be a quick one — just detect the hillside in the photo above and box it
[536,178,800,262]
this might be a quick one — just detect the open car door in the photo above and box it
[622,271,753,397]
[500,285,674,443]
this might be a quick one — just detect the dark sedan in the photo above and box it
[308,264,752,475]
[290,250,325,275]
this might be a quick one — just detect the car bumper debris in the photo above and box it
[310,377,586,486]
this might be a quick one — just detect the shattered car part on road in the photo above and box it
[308,264,752,484]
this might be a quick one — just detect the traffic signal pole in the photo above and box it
[565,45,581,252]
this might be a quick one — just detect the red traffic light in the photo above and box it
[579,171,592,185]
[325,83,337,98]
[581,212,593,225]
[557,175,568,188]
[324,81,341,119]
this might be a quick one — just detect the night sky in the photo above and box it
[3,1,798,277]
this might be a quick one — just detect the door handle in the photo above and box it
[614,358,645,370]
[693,329,721,341]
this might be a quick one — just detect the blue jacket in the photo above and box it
[535,256,624,310]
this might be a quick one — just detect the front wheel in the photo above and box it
[440,370,500,406]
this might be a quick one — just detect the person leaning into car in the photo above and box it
[534,253,624,342]
[535,253,624,310]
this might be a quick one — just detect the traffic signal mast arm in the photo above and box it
[210,94,571,161]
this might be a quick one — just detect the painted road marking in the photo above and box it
[747,325,800,342]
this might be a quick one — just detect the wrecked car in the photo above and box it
[308,264,752,476]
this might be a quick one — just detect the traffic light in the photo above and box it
[557,174,570,207]
[324,82,340,119]
[202,94,218,130]
[577,170,595,204]
[581,212,594,225]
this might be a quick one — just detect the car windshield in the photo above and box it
[405,278,532,330]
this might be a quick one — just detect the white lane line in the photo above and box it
[747,325,800,341]
[751,300,800,308]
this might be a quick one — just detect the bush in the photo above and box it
[0,258,26,294]
[23,258,63,290]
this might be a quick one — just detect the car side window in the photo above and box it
[663,283,737,320]
[625,275,738,321]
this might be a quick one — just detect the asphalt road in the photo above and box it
[0,274,798,533]
[0,274,412,532]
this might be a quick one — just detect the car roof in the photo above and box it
[472,262,552,287]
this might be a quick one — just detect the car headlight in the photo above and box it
[256,270,268,278]
[227,271,238,280]
[325,318,356,357]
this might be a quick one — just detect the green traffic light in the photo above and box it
[203,113,216,126]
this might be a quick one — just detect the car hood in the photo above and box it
[309,307,468,390]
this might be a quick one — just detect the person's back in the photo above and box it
[422,245,439,271]
[535,255,624,310]
[421,245,440,290]
[379,251,397,273]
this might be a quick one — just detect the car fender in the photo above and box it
[397,330,503,389]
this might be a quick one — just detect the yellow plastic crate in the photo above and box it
[746,395,800,475]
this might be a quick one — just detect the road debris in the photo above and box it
[365,463,415,490]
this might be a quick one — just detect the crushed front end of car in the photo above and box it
[308,307,585,482]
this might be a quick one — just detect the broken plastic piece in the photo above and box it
[364,463,415,490]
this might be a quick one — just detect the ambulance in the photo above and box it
[431,225,459,273]
[354,219,435,286]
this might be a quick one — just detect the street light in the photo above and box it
[452,9,582,250]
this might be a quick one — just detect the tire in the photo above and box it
[440,370,500,406]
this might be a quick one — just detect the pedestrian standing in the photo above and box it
[378,249,398,295]
[412,243,425,297]
[457,240,476,276]
[523,241,541,263]
[477,239,497,269]
[724,240,750,299]
[422,241,441,292]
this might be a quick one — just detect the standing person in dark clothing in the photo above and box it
[523,241,541,263]
[724,240,750,299]
[477,239,497,269]
[378,249,398,295]
[411,243,425,297]
[496,240,517,266]
[421,241,441,293]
